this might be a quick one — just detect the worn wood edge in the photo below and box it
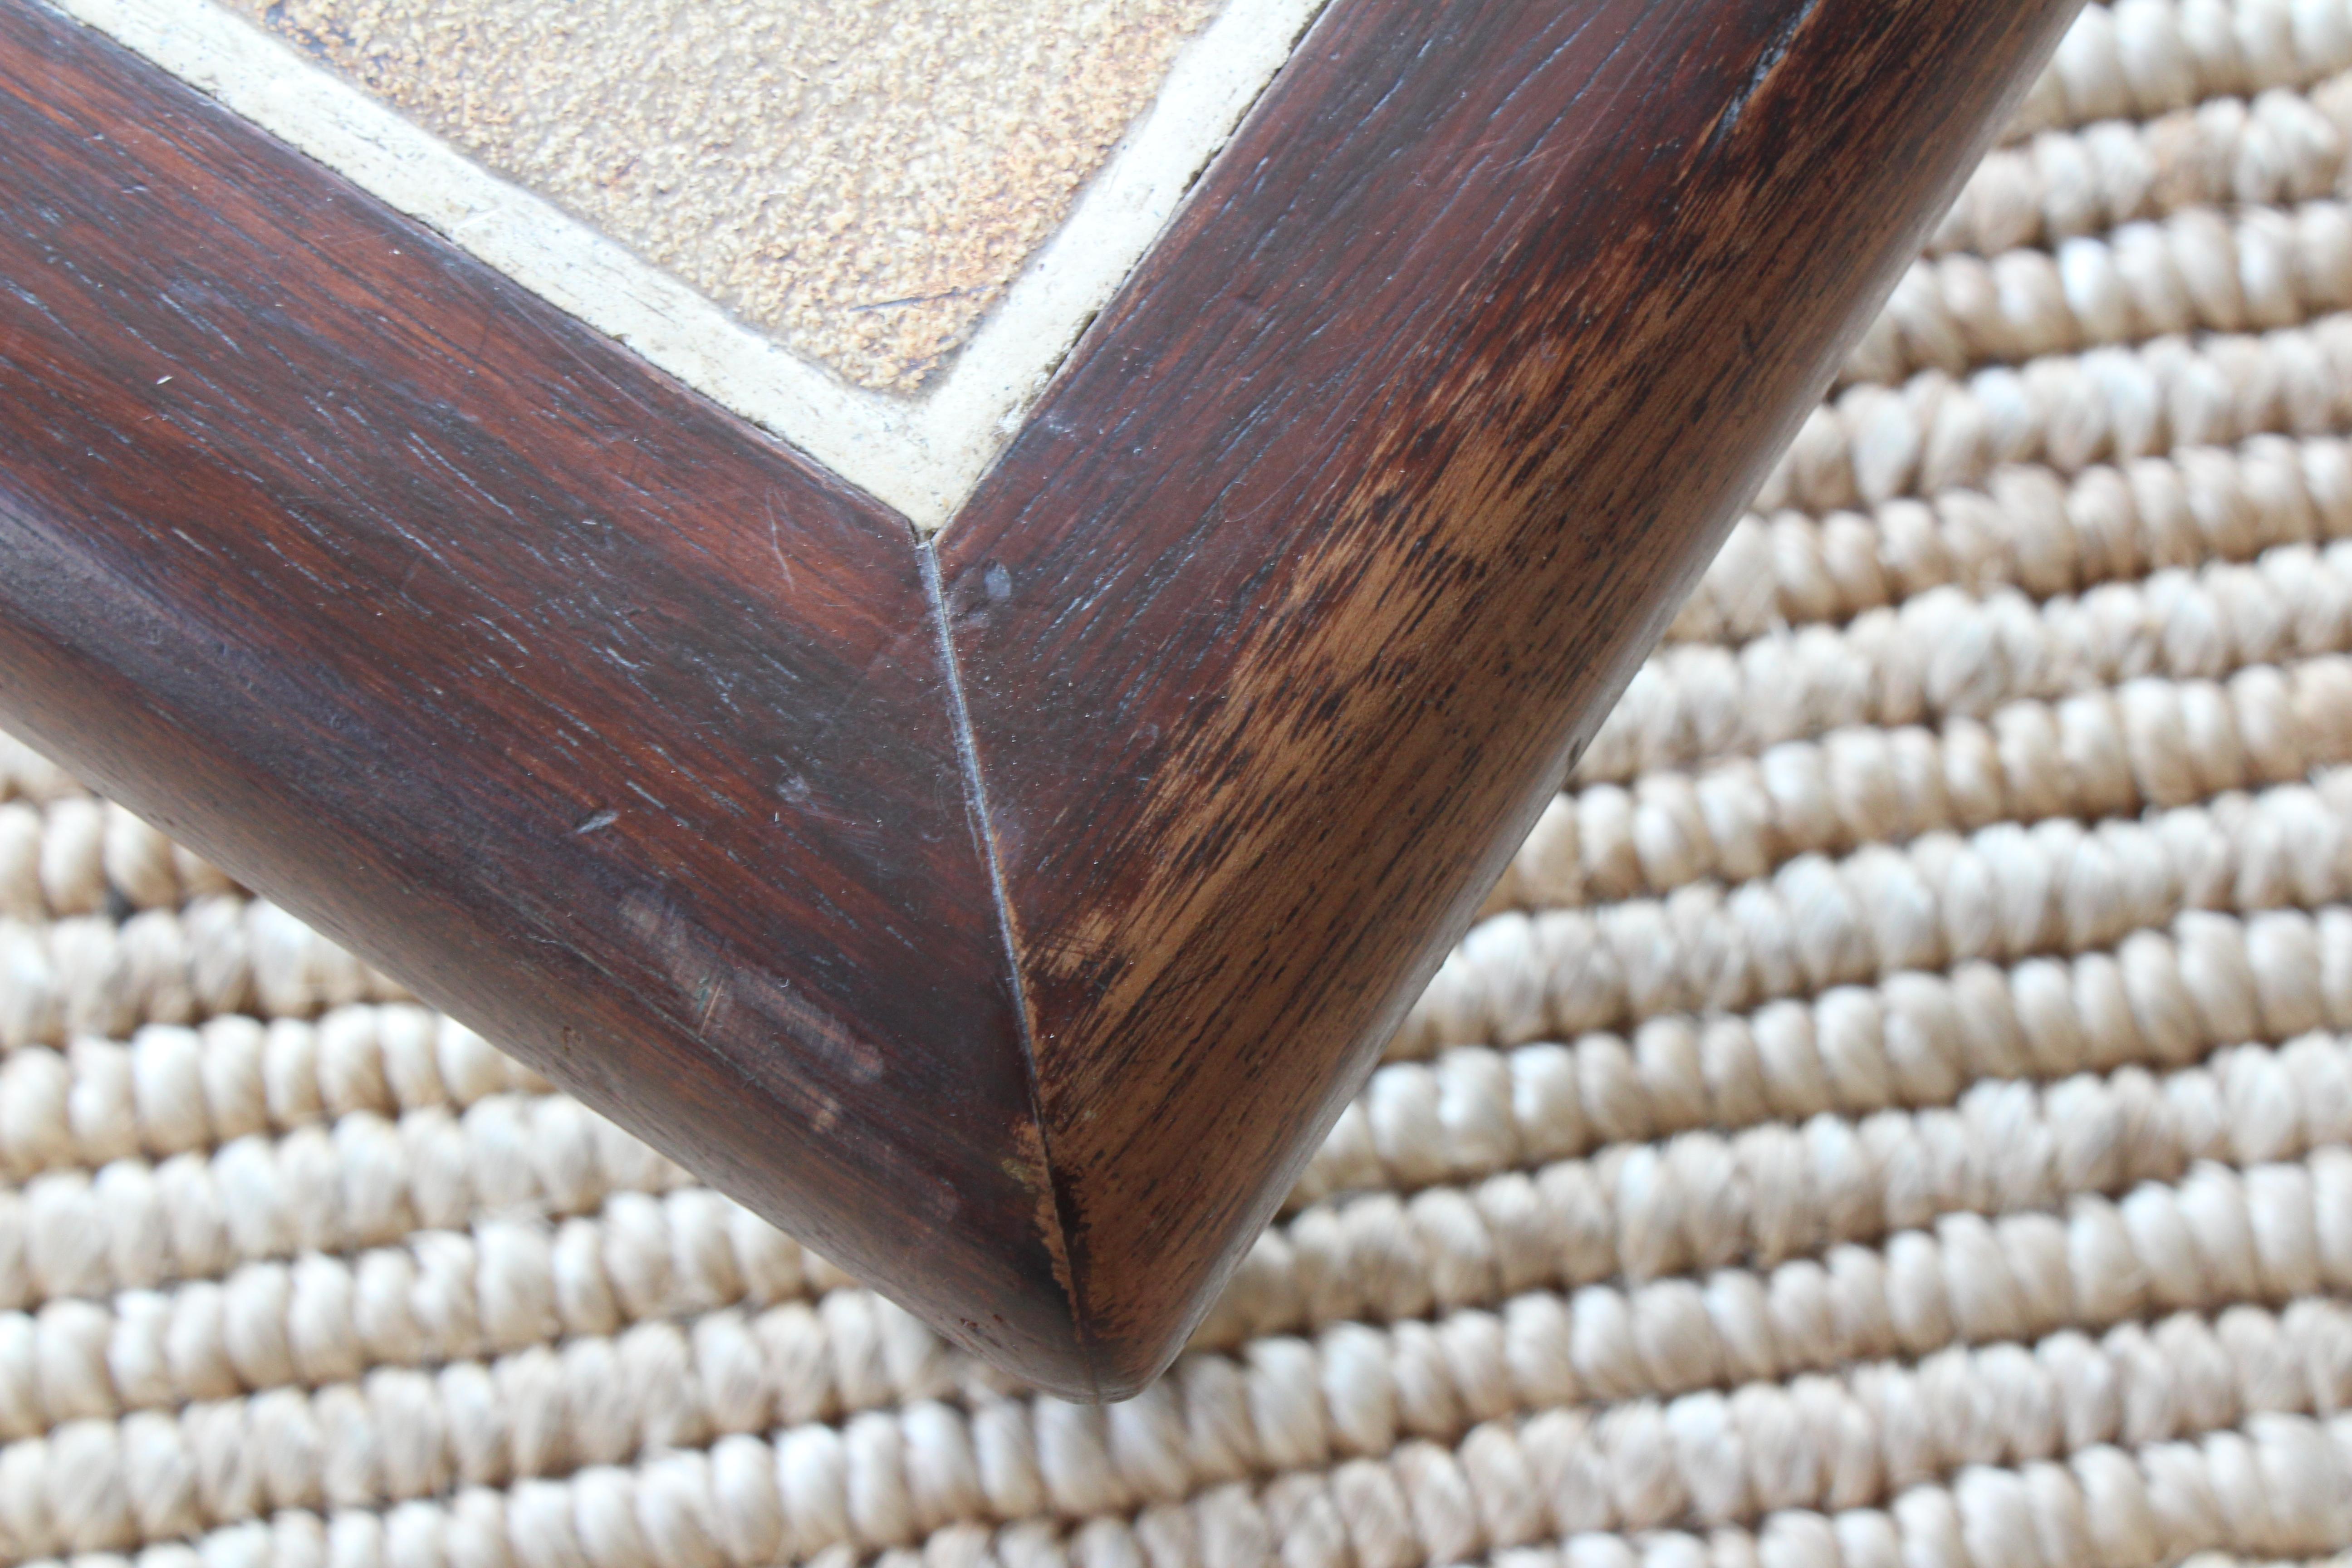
[917,545,1090,1386]
[939,0,2089,1396]
[0,0,1102,1395]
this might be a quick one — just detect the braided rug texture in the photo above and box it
[12,3,2352,1566]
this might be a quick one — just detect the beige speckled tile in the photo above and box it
[58,0,1321,524]
[223,0,1222,395]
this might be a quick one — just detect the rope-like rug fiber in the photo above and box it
[9,3,2352,1565]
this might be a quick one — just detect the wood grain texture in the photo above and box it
[938,0,2083,1395]
[0,0,2079,1400]
[0,0,1082,1385]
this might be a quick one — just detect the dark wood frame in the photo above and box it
[0,0,2079,1396]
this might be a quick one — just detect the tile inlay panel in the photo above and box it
[232,0,1223,392]
[57,0,1323,522]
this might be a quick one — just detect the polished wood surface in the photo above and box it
[939,0,2084,1392]
[0,0,2078,1396]
[0,0,1074,1381]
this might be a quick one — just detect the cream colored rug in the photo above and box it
[9,1,2352,1565]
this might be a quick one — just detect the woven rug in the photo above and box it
[9,2,2352,1565]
